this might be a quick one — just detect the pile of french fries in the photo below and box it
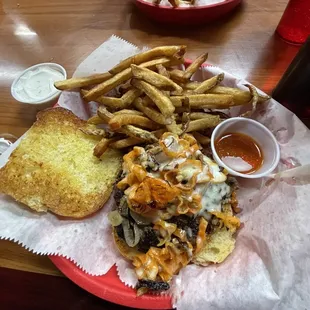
[55,45,268,158]
[153,0,196,7]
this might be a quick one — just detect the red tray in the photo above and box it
[50,256,172,309]
[134,0,242,25]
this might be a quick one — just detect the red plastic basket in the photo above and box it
[134,0,242,25]
[50,256,172,309]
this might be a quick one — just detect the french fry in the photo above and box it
[162,90,171,97]
[183,52,208,80]
[118,82,132,95]
[81,88,124,109]
[113,109,144,116]
[192,132,211,145]
[194,73,224,94]
[186,116,221,132]
[139,56,184,69]
[240,84,260,118]
[258,94,271,102]
[189,112,221,120]
[97,107,154,142]
[54,72,112,90]
[109,114,159,131]
[210,85,270,106]
[209,86,251,105]
[134,98,172,125]
[85,88,142,110]
[80,88,89,97]
[170,94,234,108]
[131,65,183,93]
[84,57,183,102]
[166,117,182,135]
[80,127,107,137]
[96,96,124,109]
[131,79,175,117]
[170,69,189,84]
[109,46,186,74]
[87,115,105,125]
[123,125,158,143]
[121,88,143,107]
[110,129,166,149]
[183,90,194,95]
[180,97,190,135]
[96,107,151,139]
[110,136,143,149]
[97,106,114,123]
[142,96,156,107]
[171,89,194,96]
[93,138,111,158]
[156,64,170,78]
[168,0,179,7]
[83,68,131,102]
[246,84,259,111]
[174,106,205,114]
[184,81,201,90]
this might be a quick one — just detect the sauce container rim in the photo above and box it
[210,117,280,179]
[11,62,67,105]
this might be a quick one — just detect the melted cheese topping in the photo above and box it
[195,183,231,213]
[118,133,229,218]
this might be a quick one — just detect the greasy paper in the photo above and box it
[1,35,310,310]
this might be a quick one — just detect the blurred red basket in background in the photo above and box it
[134,0,242,25]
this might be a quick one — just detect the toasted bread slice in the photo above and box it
[193,228,236,265]
[0,107,122,218]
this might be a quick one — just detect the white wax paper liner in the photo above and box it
[1,35,310,310]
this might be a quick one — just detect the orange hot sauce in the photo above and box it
[215,132,264,174]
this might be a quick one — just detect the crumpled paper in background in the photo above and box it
[1,35,310,310]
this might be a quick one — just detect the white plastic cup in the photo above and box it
[211,117,280,179]
[11,63,67,110]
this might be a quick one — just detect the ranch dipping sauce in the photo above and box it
[14,66,65,103]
